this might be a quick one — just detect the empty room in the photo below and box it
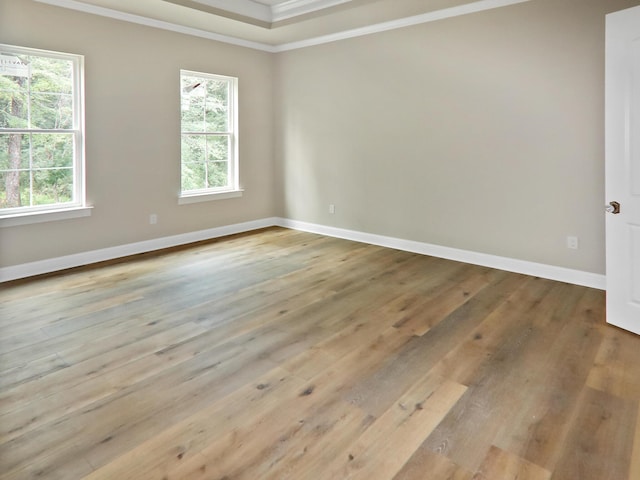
[1,0,640,478]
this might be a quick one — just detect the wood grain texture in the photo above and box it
[472,446,551,480]
[0,227,638,479]
[631,409,640,480]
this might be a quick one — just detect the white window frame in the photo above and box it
[0,44,89,227]
[179,70,241,204]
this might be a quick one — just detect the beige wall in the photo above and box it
[0,0,275,267]
[275,0,639,275]
[1,0,637,275]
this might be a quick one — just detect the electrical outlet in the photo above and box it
[150,214,158,225]
[329,204,335,214]
[566,236,578,249]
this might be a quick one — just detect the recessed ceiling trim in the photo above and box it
[274,0,533,51]
[34,0,532,53]
[188,0,272,22]
[34,0,278,51]
[184,0,353,23]
[270,0,353,22]
[163,0,272,28]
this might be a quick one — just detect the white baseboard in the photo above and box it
[0,217,279,282]
[1,216,606,290]
[275,218,606,290]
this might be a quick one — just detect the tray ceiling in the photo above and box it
[172,0,355,23]
[33,0,531,51]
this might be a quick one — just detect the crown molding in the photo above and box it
[35,0,531,53]
[274,0,531,51]
[271,0,352,22]
[35,0,279,52]
[183,0,353,23]
[182,0,272,23]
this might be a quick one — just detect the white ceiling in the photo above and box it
[254,0,289,5]
[34,0,531,52]
[167,0,354,24]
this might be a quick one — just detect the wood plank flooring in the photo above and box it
[0,227,638,479]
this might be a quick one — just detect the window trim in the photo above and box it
[0,44,87,219]
[0,206,92,228]
[179,70,239,202]
[178,189,243,205]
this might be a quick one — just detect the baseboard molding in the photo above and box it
[276,218,606,290]
[1,216,606,290]
[0,217,279,282]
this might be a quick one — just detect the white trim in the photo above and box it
[0,216,605,289]
[178,189,244,204]
[34,0,531,53]
[0,217,277,282]
[276,218,607,290]
[274,0,531,51]
[0,44,87,219]
[191,0,272,23]
[0,206,93,228]
[180,70,239,196]
[271,0,352,22]
[33,0,279,52]
[186,0,351,23]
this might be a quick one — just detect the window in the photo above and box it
[0,44,85,220]
[180,70,240,202]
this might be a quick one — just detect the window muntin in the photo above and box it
[180,70,238,196]
[0,44,84,215]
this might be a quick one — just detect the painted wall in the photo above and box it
[275,0,639,275]
[2,0,638,276]
[0,0,275,267]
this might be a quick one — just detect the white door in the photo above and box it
[606,6,640,335]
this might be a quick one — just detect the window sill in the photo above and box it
[178,189,244,205]
[0,206,93,228]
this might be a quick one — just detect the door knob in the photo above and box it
[606,201,621,214]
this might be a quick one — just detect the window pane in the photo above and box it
[0,170,30,208]
[207,161,228,188]
[181,161,206,191]
[30,56,73,95]
[32,133,73,168]
[0,71,28,128]
[31,93,73,129]
[181,96,205,132]
[29,55,73,129]
[181,77,229,133]
[181,135,206,191]
[0,53,73,129]
[181,74,202,95]
[180,71,236,195]
[1,46,83,214]
[181,75,205,132]
[206,135,229,162]
[207,136,229,188]
[181,134,205,165]
[1,132,75,208]
[205,80,229,132]
[32,167,73,205]
[0,133,30,170]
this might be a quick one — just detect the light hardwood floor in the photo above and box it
[0,227,639,479]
